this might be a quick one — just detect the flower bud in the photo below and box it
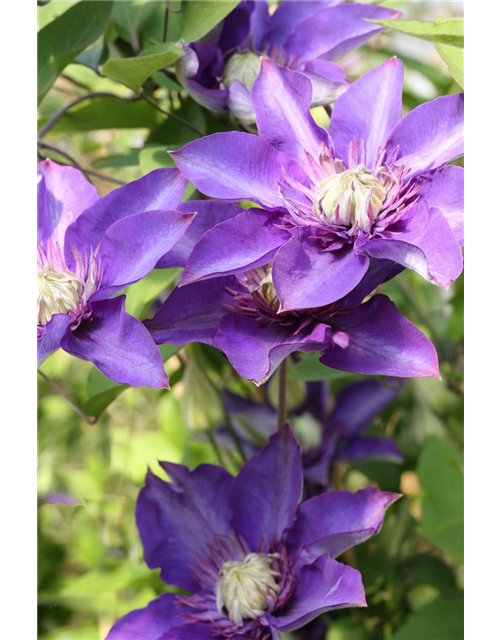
[223,52,262,91]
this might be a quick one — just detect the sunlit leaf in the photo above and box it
[181,1,239,43]
[369,17,464,47]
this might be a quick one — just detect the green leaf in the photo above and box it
[111,0,158,43]
[181,1,240,43]
[47,96,161,133]
[326,619,368,640]
[392,596,464,640]
[125,267,181,318]
[418,438,464,562]
[83,368,127,418]
[38,0,114,100]
[75,35,109,71]
[369,18,464,47]
[435,43,464,89]
[101,44,182,92]
[288,354,352,382]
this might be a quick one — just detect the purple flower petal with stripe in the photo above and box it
[107,427,398,639]
[37,161,193,387]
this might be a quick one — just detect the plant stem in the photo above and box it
[38,142,126,186]
[139,90,203,136]
[277,360,288,429]
[38,92,137,140]
[162,0,169,42]
[208,430,226,468]
[37,370,98,425]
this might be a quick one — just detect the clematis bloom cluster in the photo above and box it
[107,426,399,640]
[172,57,464,313]
[145,260,439,385]
[177,0,400,123]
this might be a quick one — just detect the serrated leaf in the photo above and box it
[369,18,464,48]
[436,43,464,89]
[102,44,182,92]
[181,1,239,43]
[38,0,114,100]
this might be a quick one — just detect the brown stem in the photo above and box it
[38,370,98,425]
[38,143,125,186]
[139,90,203,136]
[38,92,138,140]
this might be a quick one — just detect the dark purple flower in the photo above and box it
[145,260,439,385]
[177,1,400,122]
[106,426,399,640]
[37,160,197,388]
[219,378,404,485]
[171,58,464,312]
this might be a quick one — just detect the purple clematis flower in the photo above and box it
[145,259,439,385]
[171,58,464,312]
[37,160,198,388]
[177,0,400,123]
[106,426,400,640]
[218,378,404,486]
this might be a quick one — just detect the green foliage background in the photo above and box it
[37,2,464,639]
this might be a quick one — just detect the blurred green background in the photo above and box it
[38,2,464,639]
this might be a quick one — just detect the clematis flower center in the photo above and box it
[223,52,262,91]
[37,267,83,326]
[215,552,281,627]
[313,165,386,232]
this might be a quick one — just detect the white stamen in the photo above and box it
[313,164,386,232]
[37,267,83,325]
[216,553,281,627]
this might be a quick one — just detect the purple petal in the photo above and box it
[270,555,366,632]
[184,77,229,113]
[227,80,256,125]
[329,58,403,168]
[157,201,244,269]
[281,4,401,63]
[337,259,404,310]
[386,93,464,177]
[301,60,349,107]
[214,313,332,385]
[145,278,234,346]
[37,314,71,366]
[176,45,229,112]
[415,166,464,246]
[171,132,305,209]
[272,234,369,311]
[336,436,403,464]
[182,209,288,285]
[137,463,234,592]
[248,0,270,52]
[321,294,440,378]
[92,210,194,300]
[159,623,218,640]
[230,425,302,551]
[367,203,463,287]
[42,492,81,506]
[106,593,184,640]
[61,296,169,388]
[64,168,187,265]
[264,1,342,53]
[252,60,328,165]
[37,160,98,248]
[329,378,402,438]
[285,487,400,560]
